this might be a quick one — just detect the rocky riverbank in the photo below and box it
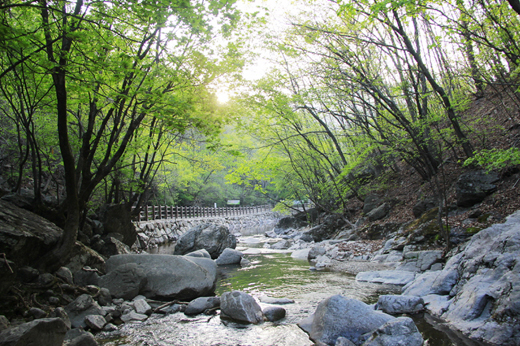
[262,209,520,345]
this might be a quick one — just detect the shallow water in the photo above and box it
[98,233,482,346]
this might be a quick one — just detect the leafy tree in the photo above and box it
[0,0,241,269]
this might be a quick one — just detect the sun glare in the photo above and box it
[216,90,230,104]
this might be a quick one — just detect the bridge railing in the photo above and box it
[133,204,272,222]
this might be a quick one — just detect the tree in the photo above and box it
[0,0,241,269]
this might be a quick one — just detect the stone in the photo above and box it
[184,297,220,316]
[402,211,520,345]
[55,267,73,285]
[49,307,71,330]
[274,216,307,233]
[73,268,100,287]
[314,255,332,270]
[375,295,424,314]
[356,270,416,286]
[103,323,117,332]
[402,253,462,297]
[120,311,148,323]
[102,254,217,300]
[412,198,436,218]
[99,236,131,257]
[133,298,152,315]
[362,316,423,346]
[396,250,443,272]
[422,295,451,317]
[64,294,104,329]
[99,203,137,246]
[173,223,236,259]
[220,291,263,324]
[66,242,106,274]
[263,306,286,322]
[184,249,211,258]
[37,273,55,287]
[215,248,243,265]
[456,170,499,207]
[299,295,394,346]
[270,239,291,250]
[259,296,294,305]
[17,266,39,283]
[366,203,391,222]
[64,329,98,346]
[335,337,356,346]
[0,200,63,272]
[98,263,147,300]
[308,246,327,261]
[0,318,68,346]
[0,316,9,332]
[97,288,112,306]
[291,248,310,260]
[84,314,106,331]
[265,230,278,238]
[28,307,47,319]
[363,194,382,214]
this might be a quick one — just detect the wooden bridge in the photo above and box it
[134,204,272,222]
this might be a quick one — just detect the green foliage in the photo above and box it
[463,148,520,172]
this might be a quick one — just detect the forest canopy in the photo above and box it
[1,0,519,266]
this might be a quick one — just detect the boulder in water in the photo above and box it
[220,291,263,324]
[298,295,394,345]
[184,296,220,316]
[173,223,236,259]
[100,254,217,300]
[215,248,242,265]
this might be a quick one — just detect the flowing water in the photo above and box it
[98,225,483,346]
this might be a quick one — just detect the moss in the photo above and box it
[404,207,439,235]
[477,213,491,223]
[466,227,482,234]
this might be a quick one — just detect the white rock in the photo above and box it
[356,270,416,286]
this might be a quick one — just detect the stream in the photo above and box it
[97,224,481,346]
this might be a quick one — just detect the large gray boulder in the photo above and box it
[366,203,391,222]
[362,317,423,346]
[298,295,394,345]
[64,294,104,329]
[101,254,217,300]
[0,318,68,346]
[173,223,236,259]
[98,263,147,300]
[220,291,263,324]
[456,170,499,207]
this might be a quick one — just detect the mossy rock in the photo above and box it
[358,222,402,240]
[403,207,439,235]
